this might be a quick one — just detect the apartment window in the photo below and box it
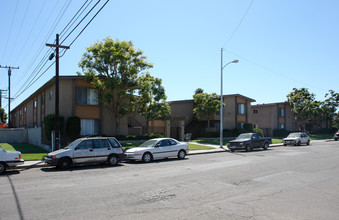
[41,95,45,105]
[49,90,53,100]
[279,123,285,129]
[238,103,245,114]
[24,107,27,112]
[19,110,22,115]
[76,87,98,105]
[34,100,37,108]
[238,122,244,129]
[279,108,285,117]
[80,119,99,136]
[253,109,258,114]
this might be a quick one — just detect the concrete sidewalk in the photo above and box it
[17,143,284,169]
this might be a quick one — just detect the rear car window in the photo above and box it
[94,139,110,149]
[108,138,121,148]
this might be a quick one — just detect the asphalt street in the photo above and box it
[1,140,339,220]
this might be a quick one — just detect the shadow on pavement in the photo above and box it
[40,163,125,172]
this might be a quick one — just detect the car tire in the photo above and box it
[230,149,235,152]
[297,141,301,146]
[57,158,71,169]
[263,142,269,150]
[178,150,186,159]
[245,144,251,152]
[283,143,287,146]
[142,153,153,163]
[306,140,310,145]
[107,155,118,166]
[0,162,7,175]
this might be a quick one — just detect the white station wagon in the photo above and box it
[125,138,189,162]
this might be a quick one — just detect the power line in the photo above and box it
[68,0,110,47]
[223,0,255,48]
[0,0,20,62]
[60,0,101,45]
[60,0,91,36]
[6,0,32,63]
[223,49,328,92]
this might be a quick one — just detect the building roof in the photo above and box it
[11,75,87,113]
[168,94,256,104]
[251,101,289,107]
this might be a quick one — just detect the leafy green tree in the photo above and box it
[287,88,317,131]
[333,112,339,129]
[136,73,170,134]
[0,107,7,123]
[193,89,221,128]
[320,90,339,129]
[78,38,153,135]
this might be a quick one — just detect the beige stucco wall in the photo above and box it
[169,101,194,123]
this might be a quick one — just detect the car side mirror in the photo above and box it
[155,143,161,147]
[75,147,79,150]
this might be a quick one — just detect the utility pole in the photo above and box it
[46,34,70,150]
[0,65,19,127]
[0,89,7,108]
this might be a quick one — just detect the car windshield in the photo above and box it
[138,140,158,148]
[236,134,252,140]
[64,139,83,149]
[287,133,301,138]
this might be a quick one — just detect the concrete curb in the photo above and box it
[17,143,285,169]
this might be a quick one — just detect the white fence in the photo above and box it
[0,127,49,151]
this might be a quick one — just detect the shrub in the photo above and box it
[115,133,163,141]
[253,128,264,137]
[243,123,253,132]
[273,128,290,138]
[43,114,64,141]
[66,116,81,140]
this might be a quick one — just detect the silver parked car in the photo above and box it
[44,137,125,169]
[125,138,189,162]
[283,132,310,146]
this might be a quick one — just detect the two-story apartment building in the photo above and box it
[10,76,146,142]
[169,94,256,138]
[251,102,327,136]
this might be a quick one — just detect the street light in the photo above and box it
[220,48,238,148]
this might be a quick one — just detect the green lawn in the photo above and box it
[0,143,48,161]
[188,143,216,150]
[189,139,232,145]
[0,133,333,161]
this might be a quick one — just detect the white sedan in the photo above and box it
[125,138,189,162]
[283,132,310,146]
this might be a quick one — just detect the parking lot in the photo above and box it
[1,140,339,220]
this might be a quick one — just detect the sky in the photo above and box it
[0,0,338,115]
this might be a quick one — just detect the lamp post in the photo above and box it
[220,48,238,148]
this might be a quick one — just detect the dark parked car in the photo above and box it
[227,133,272,152]
[334,131,339,141]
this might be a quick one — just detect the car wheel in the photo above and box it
[245,144,251,152]
[230,149,235,152]
[297,141,301,146]
[283,143,287,146]
[107,155,118,166]
[306,140,310,145]
[178,150,186,159]
[57,158,71,169]
[263,142,269,150]
[142,153,153,163]
[0,163,6,175]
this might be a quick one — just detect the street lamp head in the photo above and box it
[232,60,239,63]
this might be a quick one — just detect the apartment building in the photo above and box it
[10,76,146,141]
[169,94,255,138]
[251,102,295,136]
